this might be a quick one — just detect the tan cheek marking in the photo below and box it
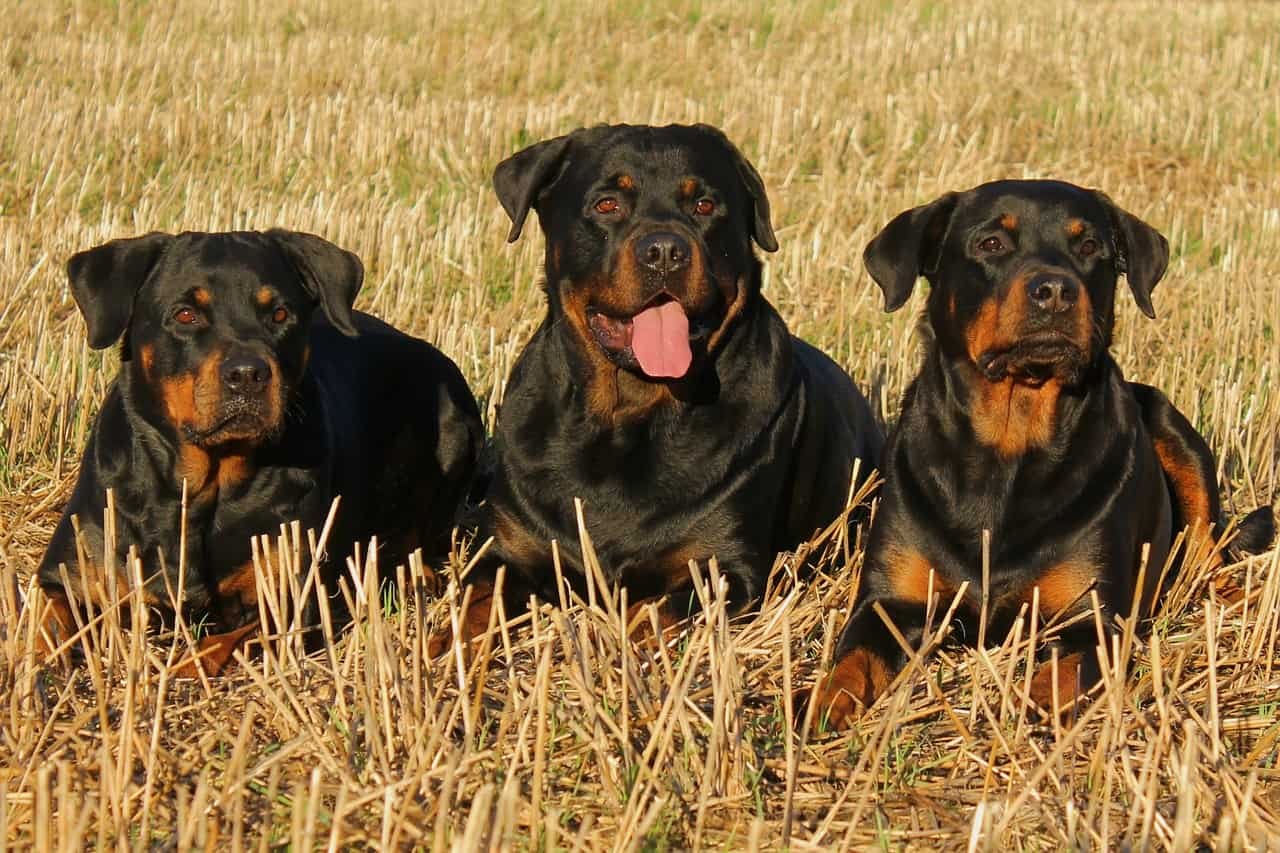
[965,299,1002,363]
[262,352,285,432]
[560,282,621,423]
[967,270,1093,365]
[160,373,198,429]
[706,273,746,354]
[192,350,225,431]
[614,235,650,308]
[998,274,1032,344]
[1073,279,1094,355]
[965,274,1033,364]
[139,344,156,377]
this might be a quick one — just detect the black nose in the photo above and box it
[220,354,272,394]
[634,231,691,274]
[1027,275,1079,313]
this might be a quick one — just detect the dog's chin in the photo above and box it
[976,337,1090,386]
[184,407,281,449]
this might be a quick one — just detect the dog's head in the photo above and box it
[68,229,362,447]
[494,123,777,386]
[864,179,1168,386]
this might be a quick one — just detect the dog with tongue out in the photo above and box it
[432,123,883,653]
[624,295,692,379]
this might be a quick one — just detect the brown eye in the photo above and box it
[271,307,290,324]
[594,197,619,214]
[694,198,715,216]
[978,236,1006,254]
[174,307,199,325]
[1078,238,1099,257]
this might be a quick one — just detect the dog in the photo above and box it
[807,180,1275,728]
[434,123,883,649]
[36,229,483,671]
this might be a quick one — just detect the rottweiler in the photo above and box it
[808,180,1275,727]
[436,123,883,648]
[37,229,483,671]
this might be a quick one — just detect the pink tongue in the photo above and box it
[630,300,692,379]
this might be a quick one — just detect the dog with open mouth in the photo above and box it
[437,123,883,648]
[804,180,1275,728]
[36,229,483,672]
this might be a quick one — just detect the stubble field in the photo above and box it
[1,0,1278,849]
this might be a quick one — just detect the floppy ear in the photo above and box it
[1094,191,1169,319]
[493,134,574,243]
[268,229,364,337]
[694,124,778,252]
[734,151,779,252]
[67,232,172,349]
[862,193,958,312]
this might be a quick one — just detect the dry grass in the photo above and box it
[1,0,1278,848]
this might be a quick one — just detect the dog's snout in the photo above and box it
[634,231,691,275]
[1027,274,1079,314]
[220,353,272,394]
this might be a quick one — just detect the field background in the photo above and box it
[2,0,1278,849]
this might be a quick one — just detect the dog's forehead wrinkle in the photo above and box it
[596,152,699,188]
[955,194,1101,246]
[184,249,298,291]
[586,139,736,197]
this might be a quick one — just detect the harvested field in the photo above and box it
[1,0,1278,848]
